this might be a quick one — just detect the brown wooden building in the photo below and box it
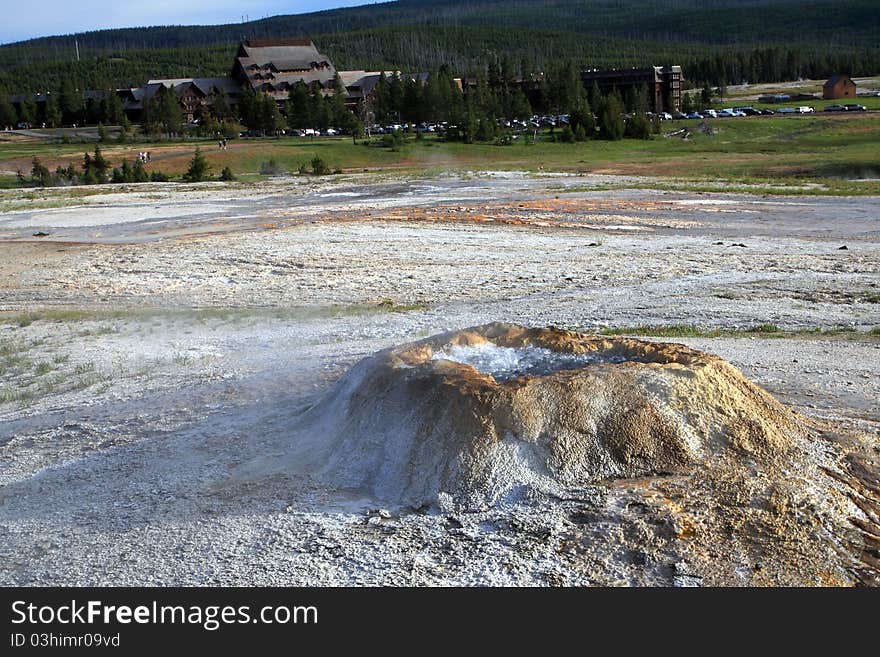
[822,75,857,100]
[580,66,682,112]
[231,38,337,102]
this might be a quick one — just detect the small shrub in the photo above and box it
[30,158,52,186]
[380,131,405,151]
[311,156,330,176]
[260,158,285,175]
[132,160,149,183]
[219,166,236,181]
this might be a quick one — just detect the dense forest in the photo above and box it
[1,0,878,94]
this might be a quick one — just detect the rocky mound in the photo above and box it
[290,322,809,509]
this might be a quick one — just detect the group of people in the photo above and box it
[137,151,151,163]
[217,138,228,150]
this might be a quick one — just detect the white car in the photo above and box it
[658,112,673,120]
[703,109,718,118]
[795,106,815,114]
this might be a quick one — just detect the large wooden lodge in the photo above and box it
[7,38,683,123]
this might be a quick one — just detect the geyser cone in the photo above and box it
[292,323,808,509]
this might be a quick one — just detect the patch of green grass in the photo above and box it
[1,302,430,328]
[0,387,33,404]
[34,361,54,376]
[4,309,128,326]
[73,362,95,375]
[750,323,780,333]
[598,324,874,339]
[0,338,26,358]
[376,299,431,313]
[171,351,196,365]
[599,324,719,338]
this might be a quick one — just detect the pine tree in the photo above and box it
[100,91,124,125]
[681,92,694,114]
[475,117,495,142]
[0,91,16,128]
[183,148,210,182]
[330,74,350,128]
[508,88,532,121]
[18,96,36,125]
[373,72,390,124]
[132,160,149,182]
[309,86,331,131]
[598,89,624,141]
[31,158,52,186]
[239,86,259,128]
[462,104,477,143]
[287,81,312,130]
[59,79,84,125]
[91,146,109,182]
[210,88,230,120]
[44,94,62,127]
[260,94,282,134]
[700,85,712,111]
[569,100,595,138]
[388,74,404,122]
[402,77,423,123]
[146,86,182,137]
[119,160,133,182]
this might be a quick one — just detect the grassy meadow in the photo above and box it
[0,110,878,195]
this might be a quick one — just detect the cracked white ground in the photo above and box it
[0,172,878,585]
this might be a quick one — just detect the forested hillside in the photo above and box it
[1,0,878,93]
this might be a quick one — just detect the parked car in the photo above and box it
[672,111,687,120]
[795,106,815,114]
[824,104,846,112]
[759,109,775,115]
[734,106,761,116]
[703,109,718,118]
[844,103,867,112]
[685,112,703,119]
[658,112,673,120]
[717,109,736,118]
[776,107,796,114]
